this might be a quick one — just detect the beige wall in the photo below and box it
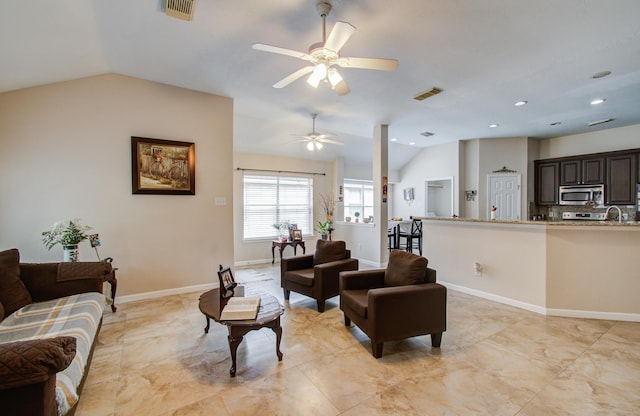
[233,152,335,265]
[538,124,640,159]
[0,74,234,296]
[393,141,461,220]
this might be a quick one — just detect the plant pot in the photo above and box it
[355,218,359,223]
[63,245,79,262]
[363,218,370,223]
[321,234,328,240]
[345,217,351,222]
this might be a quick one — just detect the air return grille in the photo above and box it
[413,87,443,101]
[166,0,197,21]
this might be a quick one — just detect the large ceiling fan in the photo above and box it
[295,113,343,151]
[252,1,398,95]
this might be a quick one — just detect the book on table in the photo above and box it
[220,296,261,320]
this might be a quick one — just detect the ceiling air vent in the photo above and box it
[420,131,434,137]
[166,0,197,21]
[413,87,443,101]
[587,118,614,127]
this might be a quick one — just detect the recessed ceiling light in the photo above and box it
[592,70,612,79]
[514,100,528,106]
[489,123,499,128]
[390,138,398,142]
[409,142,415,146]
[550,121,562,126]
[590,98,606,105]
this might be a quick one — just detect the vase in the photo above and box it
[63,245,79,262]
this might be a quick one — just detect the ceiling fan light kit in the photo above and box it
[252,1,398,95]
[296,113,344,151]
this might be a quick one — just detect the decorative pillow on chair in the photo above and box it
[384,250,428,287]
[313,240,347,265]
[0,248,32,315]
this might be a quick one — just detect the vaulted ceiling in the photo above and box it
[2,0,640,170]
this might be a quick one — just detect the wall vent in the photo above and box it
[166,0,197,21]
[413,87,443,101]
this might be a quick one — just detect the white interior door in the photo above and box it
[487,174,521,220]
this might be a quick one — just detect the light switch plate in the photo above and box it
[214,197,226,206]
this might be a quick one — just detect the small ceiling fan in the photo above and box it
[252,1,398,95]
[295,113,343,151]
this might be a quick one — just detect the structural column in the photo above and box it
[373,124,389,264]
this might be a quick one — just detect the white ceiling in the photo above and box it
[2,0,640,170]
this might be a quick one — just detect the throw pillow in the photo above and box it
[384,250,428,287]
[314,240,347,265]
[0,248,32,315]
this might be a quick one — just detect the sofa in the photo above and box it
[0,248,111,416]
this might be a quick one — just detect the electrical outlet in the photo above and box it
[474,262,482,276]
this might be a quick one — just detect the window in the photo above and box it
[243,174,313,239]
[344,180,373,220]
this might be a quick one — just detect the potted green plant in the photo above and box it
[42,219,92,262]
[354,211,360,223]
[315,221,331,240]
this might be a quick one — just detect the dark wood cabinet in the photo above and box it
[560,157,604,185]
[606,153,637,205]
[535,161,559,205]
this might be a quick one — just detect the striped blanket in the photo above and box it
[0,292,105,416]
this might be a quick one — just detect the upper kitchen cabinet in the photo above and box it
[606,153,637,205]
[535,160,559,205]
[560,157,604,185]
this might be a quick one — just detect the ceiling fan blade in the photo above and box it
[273,66,314,88]
[333,79,351,96]
[252,43,313,61]
[324,21,356,52]
[315,134,335,140]
[338,57,399,71]
[318,138,344,145]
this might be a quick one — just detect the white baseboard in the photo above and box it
[441,280,640,322]
[234,258,274,267]
[116,282,216,305]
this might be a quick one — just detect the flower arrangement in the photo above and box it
[319,192,336,220]
[42,219,92,250]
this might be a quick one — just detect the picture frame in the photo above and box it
[288,223,298,240]
[217,265,237,298]
[292,229,303,241]
[131,136,195,195]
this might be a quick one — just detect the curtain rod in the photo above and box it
[236,167,326,176]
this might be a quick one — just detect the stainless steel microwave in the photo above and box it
[559,184,604,206]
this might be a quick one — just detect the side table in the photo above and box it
[104,268,118,312]
[271,240,306,264]
[198,287,284,377]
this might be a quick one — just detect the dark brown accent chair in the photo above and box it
[339,250,447,358]
[281,240,359,312]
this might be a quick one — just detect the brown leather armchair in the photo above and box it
[281,240,359,312]
[339,250,446,358]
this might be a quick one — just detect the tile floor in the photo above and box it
[77,264,640,415]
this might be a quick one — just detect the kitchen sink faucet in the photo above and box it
[604,205,623,223]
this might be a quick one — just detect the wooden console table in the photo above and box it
[271,240,306,264]
[198,287,284,377]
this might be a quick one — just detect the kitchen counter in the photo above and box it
[417,218,640,321]
[413,216,640,227]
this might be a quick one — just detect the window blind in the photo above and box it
[243,174,313,239]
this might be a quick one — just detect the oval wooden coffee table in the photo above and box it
[199,287,284,377]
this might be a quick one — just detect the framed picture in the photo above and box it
[131,136,195,195]
[292,229,303,241]
[288,223,298,240]
[217,265,237,298]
